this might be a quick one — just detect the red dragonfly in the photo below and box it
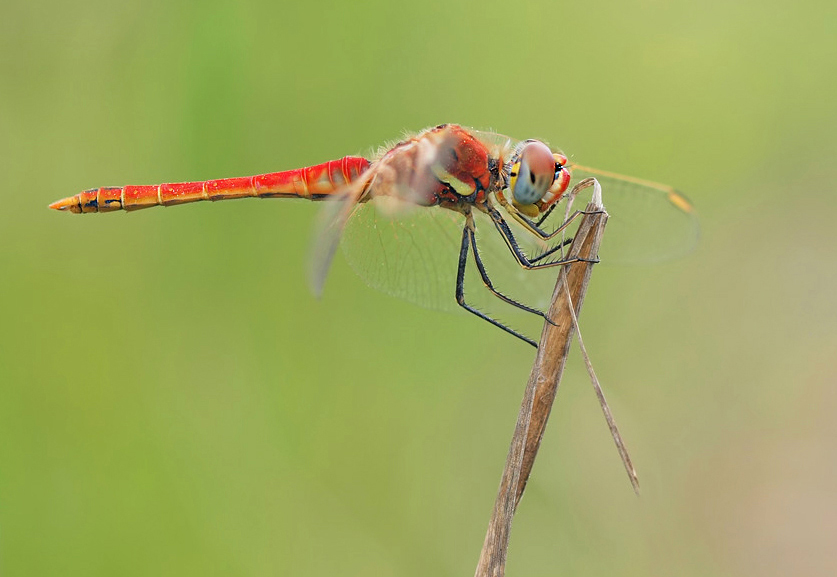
[50,124,698,346]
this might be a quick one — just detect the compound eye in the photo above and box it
[511,141,555,204]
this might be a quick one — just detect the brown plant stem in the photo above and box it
[474,186,607,577]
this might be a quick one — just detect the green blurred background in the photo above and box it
[2,0,836,575]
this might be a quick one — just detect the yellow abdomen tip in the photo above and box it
[49,196,81,213]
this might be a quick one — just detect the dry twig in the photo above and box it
[474,181,611,577]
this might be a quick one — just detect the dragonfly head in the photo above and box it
[509,140,554,205]
[508,141,571,213]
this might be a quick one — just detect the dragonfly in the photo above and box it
[50,124,698,347]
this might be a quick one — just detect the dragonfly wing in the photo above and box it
[340,193,576,341]
[308,172,372,297]
[340,197,466,312]
[470,129,518,156]
[562,165,700,265]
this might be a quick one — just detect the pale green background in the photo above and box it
[2,0,836,575]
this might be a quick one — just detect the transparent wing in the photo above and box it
[340,196,577,319]
[340,198,466,312]
[307,172,372,297]
[564,164,700,265]
[469,129,519,156]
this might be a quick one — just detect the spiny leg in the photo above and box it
[466,223,556,326]
[456,224,537,348]
[492,195,576,263]
[510,203,604,241]
[535,176,607,231]
[497,177,606,241]
[534,201,559,227]
[521,207,585,239]
[487,204,600,270]
[500,199,588,241]
[529,236,574,264]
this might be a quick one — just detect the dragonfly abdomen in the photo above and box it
[49,156,371,213]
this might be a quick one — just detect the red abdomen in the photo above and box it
[50,156,370,213]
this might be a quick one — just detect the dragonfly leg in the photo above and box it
[537,177,608,233]
[535,207,606,237]
[516,204,605,241]
[496,193,584,241]
[456,224,538,348]
[466,225,557,326]
[497,193,600,242]
[498,178,606,241]
[534,201,559,227]
[528,236,574,264]
[487,204,600,270]
[520,206,581,239]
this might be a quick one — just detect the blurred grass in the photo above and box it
[2,0,837,575]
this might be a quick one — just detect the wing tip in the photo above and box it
[667,190,696,214]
